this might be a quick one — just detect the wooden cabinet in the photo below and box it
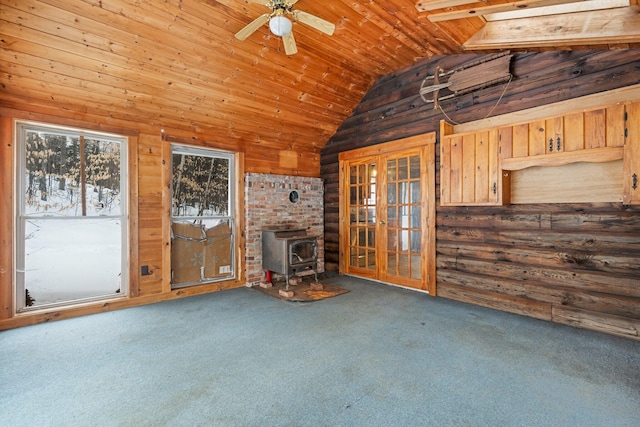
[440,121,508,206]
[440,101,639,206]
[499,104,626,170]
[499,104,625,159]
[623,101,640,205]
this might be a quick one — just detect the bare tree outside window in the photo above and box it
[23,132,121,217]
[172,153,229,218]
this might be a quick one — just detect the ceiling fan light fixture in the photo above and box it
[269,16,292,37]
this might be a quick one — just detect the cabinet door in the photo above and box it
[545,116,563,154]
[441,129,501,206]
[440,133,463,205]
[503,104,626,159]
[623,101,640,205]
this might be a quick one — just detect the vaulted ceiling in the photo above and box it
[2,0,639,161]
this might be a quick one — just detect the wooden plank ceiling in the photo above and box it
[1,0,639,161]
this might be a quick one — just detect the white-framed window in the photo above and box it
[15,122,128,311]
[170,144,235,288]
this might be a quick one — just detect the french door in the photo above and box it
[339,133,436,293]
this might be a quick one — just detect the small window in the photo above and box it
[170,145,235,287]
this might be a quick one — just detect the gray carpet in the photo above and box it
[1,274,639,426]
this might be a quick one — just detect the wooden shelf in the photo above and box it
[501,147,624,171]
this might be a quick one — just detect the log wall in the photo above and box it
[321,50,640,339]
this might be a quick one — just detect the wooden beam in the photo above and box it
[484,0,629,22]
[454,83,640,134]
[463,6,640,50]
[415,0,484,13]
[428,0,588,22]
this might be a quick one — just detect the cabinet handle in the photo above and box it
[493,182,497,195]
[548,138,554,152]
[633,173,638,191]
[556,137,561,152]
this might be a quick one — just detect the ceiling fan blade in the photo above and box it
[235,13,270,41]
[246,0,270,4]
[282,32,298,55]
[293,10,335,36]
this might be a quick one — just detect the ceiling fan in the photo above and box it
[235,0,335,55]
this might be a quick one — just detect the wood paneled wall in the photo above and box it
[321,50,640,339]
[0,111,259,329]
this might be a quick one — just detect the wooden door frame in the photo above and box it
[338,133,437,295]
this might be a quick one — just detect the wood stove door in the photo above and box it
[340,134,436,294]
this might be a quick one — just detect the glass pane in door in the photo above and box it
[386,155,421,279]
[348,161,376,271]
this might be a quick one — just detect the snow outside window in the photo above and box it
[171,145,235,288]
[15,122,128,311]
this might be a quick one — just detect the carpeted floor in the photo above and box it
[1,274,639,426]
